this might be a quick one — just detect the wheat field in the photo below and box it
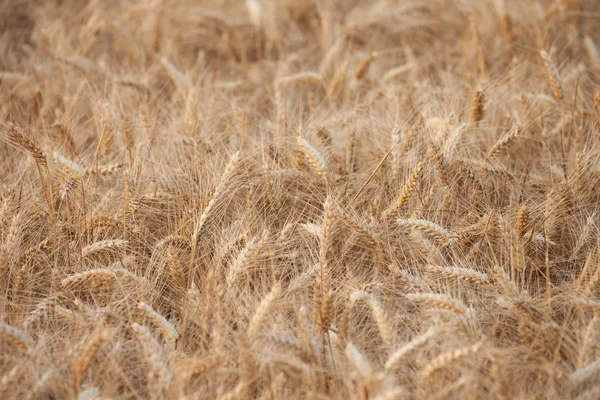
[2,0,600,399]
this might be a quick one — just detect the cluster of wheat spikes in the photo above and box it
[2,0,600,399]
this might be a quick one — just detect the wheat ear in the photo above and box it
[487,125,521,161]
[421,341,483,379]
[72,329,111,392]
[138,302,179,346]
[540,50,564,104]
[471,90,485,124]
[398,218,457,246]
[0,322,32,352]
[192,151,242,247]
[81,239,128,257]
[131,323,170,396]
[61,269,118,289]
[584,36,600,70]
[348,291,394,347]
[570,359,600,388]
[354,52,378,80]
[247,284,281,338]
[385,326,437,372]
[277,72,325,90]
[427,265,489,283]
[405,293,469,317]
[297,136,328,177]
[396,160,425,209]
[345,342,373,377]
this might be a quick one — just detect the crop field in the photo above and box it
[2,0,600,399]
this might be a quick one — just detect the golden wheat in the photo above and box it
[1,1,599,398]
